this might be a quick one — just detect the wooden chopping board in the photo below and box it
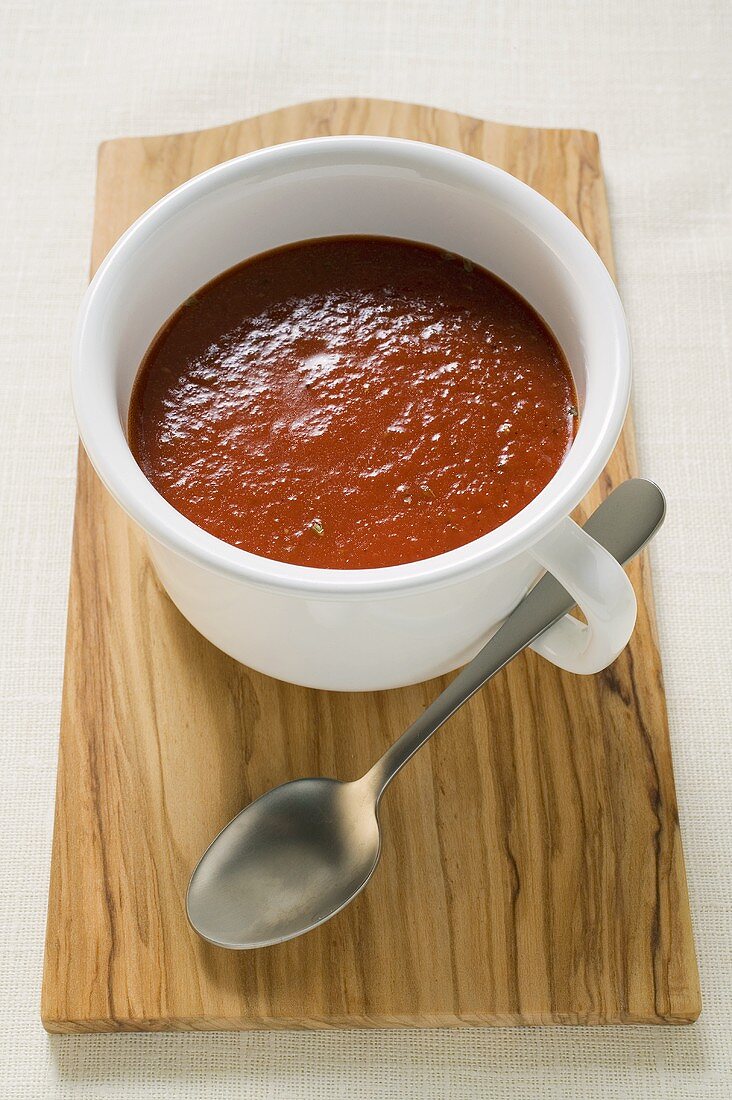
[42,98,700,1032]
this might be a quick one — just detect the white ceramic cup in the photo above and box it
[73,136,635,691]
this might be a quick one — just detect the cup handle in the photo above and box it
[527,514,637,674]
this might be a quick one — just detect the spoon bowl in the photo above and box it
[187,777,381,948]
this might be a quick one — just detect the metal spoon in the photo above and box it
[187,478,665,949]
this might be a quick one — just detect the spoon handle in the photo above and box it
[363,479,666,800]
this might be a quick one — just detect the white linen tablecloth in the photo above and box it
[1,0,730,1095]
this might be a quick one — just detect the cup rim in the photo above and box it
[73,135,631,596]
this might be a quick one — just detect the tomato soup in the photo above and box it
[128,237,578,569]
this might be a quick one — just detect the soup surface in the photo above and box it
[129,237,577,569]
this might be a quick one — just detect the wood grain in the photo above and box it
[41,98,700,1032]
